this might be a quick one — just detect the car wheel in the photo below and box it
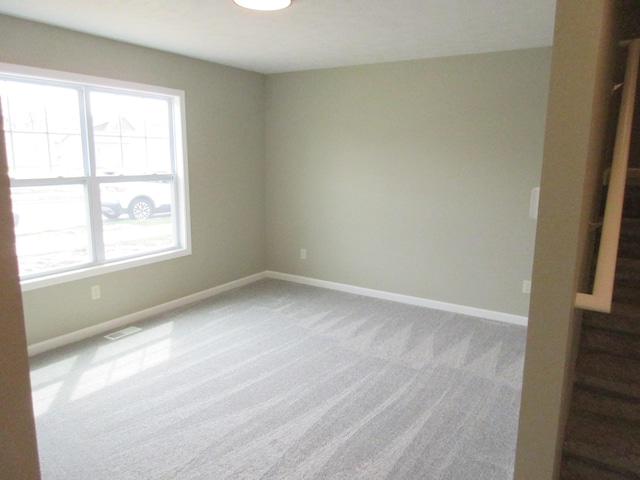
[128,198,154,220]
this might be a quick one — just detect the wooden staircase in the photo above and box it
[560,185,640,479]
[558,5,640,478]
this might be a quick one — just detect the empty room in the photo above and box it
[1,1,627,479]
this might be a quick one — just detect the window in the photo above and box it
[0,64,190,290]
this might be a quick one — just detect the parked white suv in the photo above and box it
[101,181,172,220]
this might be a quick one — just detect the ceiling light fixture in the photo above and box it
[233,0,292,11]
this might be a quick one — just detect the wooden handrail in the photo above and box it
[575,39,640,312]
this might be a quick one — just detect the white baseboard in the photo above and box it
[27,272,267,357]
[29,269,527,356]
[265,271,528,327]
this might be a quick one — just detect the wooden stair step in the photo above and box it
[620,219,640,260]
[563,412,640,475]
[570,385,640,423]
[615,258,640,287]
[613,284,640,306]
[575,350,640,398]
[581,327,640,360]
[624,185,640,219]
[624,168,640,187]
[583,303,640,336]
[561,454,638,480]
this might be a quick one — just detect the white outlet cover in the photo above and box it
[91,285,101,300]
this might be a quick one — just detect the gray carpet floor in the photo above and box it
[30,279,527,479]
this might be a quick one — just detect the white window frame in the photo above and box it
[0,63,191,292]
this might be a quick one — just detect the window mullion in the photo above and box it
[167,101,181,247]
[43,96,52,177]
[81,87,106,263]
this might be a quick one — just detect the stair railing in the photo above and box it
[575,39,640,312]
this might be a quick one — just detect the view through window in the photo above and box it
[0,66,189,286]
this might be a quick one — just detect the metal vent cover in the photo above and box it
[104,326,142,341]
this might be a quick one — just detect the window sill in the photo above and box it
[20,247,191,292]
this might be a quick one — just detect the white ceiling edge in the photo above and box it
[0,0,557,74]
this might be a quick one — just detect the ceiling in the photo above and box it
[0,0,557,74]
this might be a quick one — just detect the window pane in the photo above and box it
[11,185,91,277]
[100,180,176,260]
[94,136,123,174]
[10,132,50,175]
[45,89,83,134]
[0,85,9,127]
[49,134,84,177]
[145,101,170,138]
[147,138,171,172]
[2,68,188,286]
[91,92,172,175]
[121,137,147,172]
[1,80,84,178]
[3,83,47,132]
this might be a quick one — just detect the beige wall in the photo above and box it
[265,48,551,317]
[0,16,552,341]
[0,108,40,478]
[0,15,267,344]
[514,1,618,478]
